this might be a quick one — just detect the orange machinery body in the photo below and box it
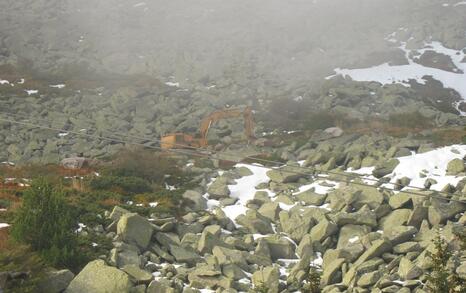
[161,106,255,149]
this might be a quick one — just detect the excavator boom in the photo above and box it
[161,106,255,149]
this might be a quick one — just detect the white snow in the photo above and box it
[443,1,466,6]
[17,78,25,84]
[328,41,466,105]
[165,81,180,87]
[348,236,360,243]
[0,223,10,229]
[133,2,146,7]
[58,132,69,137]
[50,84,66,89]
[0,79,10,85]
[311,252,323,267]
[388,145,466,191]
[25,89,38,95]
[76,223,86,233]
[149,202,158,207]
[294,179,339,195]
[221,164,274,224]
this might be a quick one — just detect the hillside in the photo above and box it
[1,0,466,292]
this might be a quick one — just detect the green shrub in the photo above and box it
[0,244,47,293]
[302,266,322,293]
[103,148,181,184]
[11,178,83,269]
[89,175,152,194]
[388,111,432,129]
[426,232,465,293]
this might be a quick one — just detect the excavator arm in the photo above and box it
[161,106,255,149]
[198,106,255,147]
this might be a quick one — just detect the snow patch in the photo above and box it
[165,82,180,87]
[328,41,466,104]
[25,90,38,95]
[50,84,66,89]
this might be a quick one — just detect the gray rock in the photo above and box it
[336,224,371,249]
[295,190,327,206]
[321,258,345,286]
[379,209,411,230]
[109,206,131,221]
[257,202,281,221]
[372,159,399,178]
[398,257,423,280]
[252,266,280,293]
[65,260,133,293]
[38,269,75,293]
[183,190,208,211]
[169,244,202,266]
[147,280,175,293]
[310,219,338,243]
[428,199,466,226]
[122,264,153,284]
[266,166,303,183]
[117,213,154,249]
[261,235,297,260]
[446,158,465,175]
[188,266,233,289]
[356,270,383,287]
[207,179,230,200]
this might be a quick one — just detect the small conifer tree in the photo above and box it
[11,178,80,268]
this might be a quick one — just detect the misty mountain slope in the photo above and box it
[1,0,464,89]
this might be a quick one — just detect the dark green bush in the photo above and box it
[388,111,432,129]
[103,148,181,185]
[89,175,152,194]
[11,179,83,269]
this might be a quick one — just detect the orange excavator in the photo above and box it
[161,106,255,149]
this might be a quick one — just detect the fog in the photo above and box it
[2,0,458,87]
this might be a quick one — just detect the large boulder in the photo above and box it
[207,179,230,200]
[122,264,153,284]
[336,224,371,249]
[309,219,338,243]
[182,190,207,211]
[117,213,154,249]
[169,244,202,266]
[446,158,465,175]
[266,166,303,183]
[372,159,399,178]
[65,260,133,293]
[252,266,280,293]
[188,265,233,289]
[428,199,466,226]
[260,235,297,260]
[38,269,75,293]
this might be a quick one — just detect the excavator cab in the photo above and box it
[161,106,255,150]
[160,133,198,149]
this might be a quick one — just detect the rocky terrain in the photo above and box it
[1,1,466,292]
[30,134,466,292]
[1,0,466,163]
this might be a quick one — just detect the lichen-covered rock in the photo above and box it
[252,266,280,293]
[372,159,399,178]
[446,158,465,175]
[266,166,303,183]
[65,260,133,293]
[182,190,208,211]
[122,264,153,284]
[117,213,154,249]
[38,269,75,293]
